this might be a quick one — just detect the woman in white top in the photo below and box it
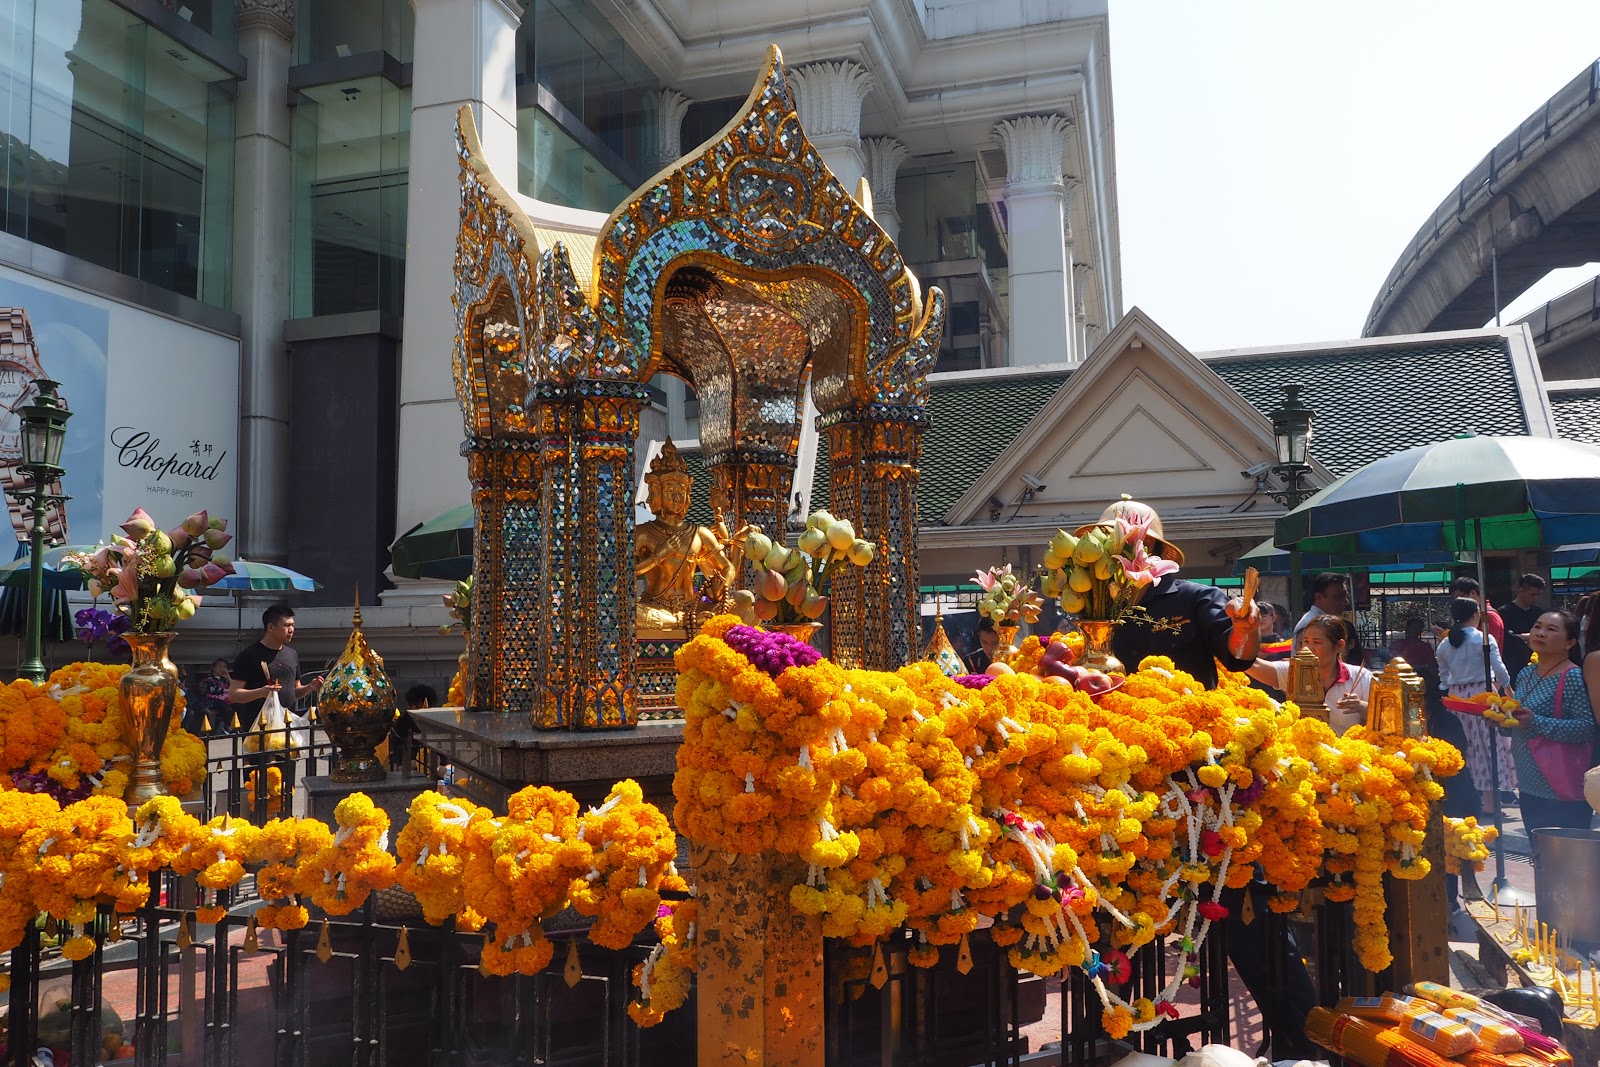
[1435,595,1514,811]
[1246,615,1374,734]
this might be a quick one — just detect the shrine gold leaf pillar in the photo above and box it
[572,381,648,727]
[464,438,540,714]
[694,847,824,1067]
[530,382,646,729]
[822,407,926,670]
[532,388,580,728]
[707,448,797,544]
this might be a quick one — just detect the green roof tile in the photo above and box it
[1551,388,1600,445]
[1208,338,1529,476]
[812,371,1072,524]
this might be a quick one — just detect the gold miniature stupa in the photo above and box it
[922,611,967,677]
[318,590,397,782]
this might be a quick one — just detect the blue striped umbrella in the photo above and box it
[208,560,321,592]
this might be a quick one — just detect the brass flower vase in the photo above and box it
[996,621,1021,663]
[120,632,181,807]
[770,621,822,647]
[1076,620,1125,675]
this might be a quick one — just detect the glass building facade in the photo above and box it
[0,0,237,306]
[290,77,410,318]
[296,0,412,65]
[515,0,656,212]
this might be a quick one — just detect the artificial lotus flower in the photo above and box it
[66,508,237,633]
[1119,545,1179,588]
[121,508,155,540]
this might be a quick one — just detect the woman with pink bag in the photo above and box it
[1509,611,1597,831]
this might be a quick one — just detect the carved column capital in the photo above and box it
[655,88,692,171]
[237,0,294,38]
[861,137,908,212]
[790,60,874,145]
[992,113,1072,188]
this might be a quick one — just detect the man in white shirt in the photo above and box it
[1292,572,1350,652]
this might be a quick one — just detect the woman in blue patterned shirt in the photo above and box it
[1509,611,1595,831]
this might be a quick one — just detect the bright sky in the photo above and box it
[1110,0,1600,352]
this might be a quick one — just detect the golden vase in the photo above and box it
[770,621,822,647]
[996,621,1021,663]
[1076,619,1125,675]
[120,631,181,807]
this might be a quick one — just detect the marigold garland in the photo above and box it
[0,662,205,801]
[668,616,1463,1029]
[1443,816,1497,875]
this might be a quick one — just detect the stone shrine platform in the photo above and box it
[411,709,684,808]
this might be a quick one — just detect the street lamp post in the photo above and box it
[9,380,71,683]
[1266,384,1316,624]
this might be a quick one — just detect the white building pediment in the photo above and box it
[945,308,1336,530]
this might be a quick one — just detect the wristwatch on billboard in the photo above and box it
[0,309,69,544]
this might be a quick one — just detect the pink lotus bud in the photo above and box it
[121,508,155,540]
[187,543,212,562]
[208,517,227,531]
[180,566,207,587]
[182,510,208,537]
[204,528,232,550]
[167,526,191,549]
[200,562,229,585]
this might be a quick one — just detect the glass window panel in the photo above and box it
[296,0,412,64]
[517,105,631,213]
[291,77,410,317]
[0,0,235,305]
[895,162,979,267]
[159,0,234,46]
[515,0,656,190]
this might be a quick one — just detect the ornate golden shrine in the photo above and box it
[452,46,945,728]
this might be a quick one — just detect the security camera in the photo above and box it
[1020,472,1047,492]
[1242,461,1273,479]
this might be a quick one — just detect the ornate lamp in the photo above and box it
[13,380,70,683]
[1267,384,1316,624]
[1267,384,1314,507]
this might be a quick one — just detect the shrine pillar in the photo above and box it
[572,382,649,728]
[706,449,798,543]
[529,384,648,728]
[464,437,540,715]
[821,407,927,670]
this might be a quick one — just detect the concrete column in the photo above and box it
[789,60,873,193]
[231,0,296,562]
[654,88,691,173]
[861,136,908,241]
[994,114,1074,366]
[394,0,524,541]
[1074,261,1091,360]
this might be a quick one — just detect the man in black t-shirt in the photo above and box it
[1497,573,1546,681]
[229,603,322,731]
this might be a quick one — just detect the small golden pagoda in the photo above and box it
[318,594,398,782]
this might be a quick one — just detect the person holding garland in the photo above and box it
[1096,500,1317,1061]
[1507,611,1596,831]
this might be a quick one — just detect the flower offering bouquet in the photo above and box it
[734,509,875,625]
